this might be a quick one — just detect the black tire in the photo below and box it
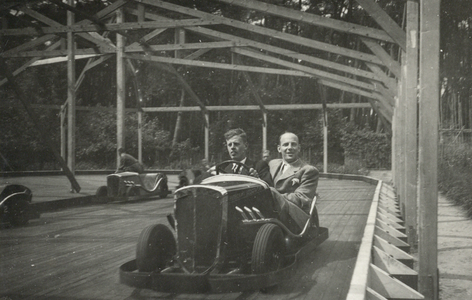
[126,186,140,197]
[9,199,30,226]
[136,224,176,272]
[159,184,169,199]
[95,186,108,197]
[251,223,285,274]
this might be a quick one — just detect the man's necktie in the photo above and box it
[280,163,287,174]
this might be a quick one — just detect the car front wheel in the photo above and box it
[251,223,285,274]
[136,224,176,272]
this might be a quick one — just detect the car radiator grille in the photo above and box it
[175,188,225,273]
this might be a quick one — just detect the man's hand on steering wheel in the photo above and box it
[215,160,259,178]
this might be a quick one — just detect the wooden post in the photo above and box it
[404,0,419,245]
[116,8,125,165]
[172,28,186,148]
[67,0,76,178]
[60,105,66,161]
[418,0,440,298]
[323,110,328,173]
[262,111,267,153]
[137,3,145,164]
[204,112,209,161]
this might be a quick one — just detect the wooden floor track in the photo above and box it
[0,177,375,300]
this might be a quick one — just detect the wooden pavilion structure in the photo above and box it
[0,0,440,299]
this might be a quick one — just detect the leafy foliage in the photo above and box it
[340,122,391,169]
[439,144,472,218]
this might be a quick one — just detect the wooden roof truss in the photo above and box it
[0,0,405,123]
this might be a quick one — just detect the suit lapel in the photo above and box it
[275,160,303,183]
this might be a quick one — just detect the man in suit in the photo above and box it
[268,132,319,232]
[116,147,144,174]
[194,128,272,185]
[222,128,272,185]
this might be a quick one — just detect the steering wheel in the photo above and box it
[215,160,251,175]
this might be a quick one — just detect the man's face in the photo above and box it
[278,133,300,163]
[262,154,270,162]
[226,135,247,162]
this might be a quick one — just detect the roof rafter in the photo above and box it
[215,0,395,43]
[139,0,385,66]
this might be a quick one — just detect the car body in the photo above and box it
[0,184,40,227]
[96,172,169,201]
[119,172,328,293]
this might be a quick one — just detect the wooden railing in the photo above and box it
[346,180,424,300]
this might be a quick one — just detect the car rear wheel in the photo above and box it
[9,199,30,226]
[136,224,176,272]
[251,223,285,274]
[159,184,169,199]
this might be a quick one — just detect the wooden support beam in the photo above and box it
[365,62,397,92]
[375,227,410,253]
[232,47,376,91]
[67,0,76,178]
[116,8,126,165]
[19,6,115,51]
[355,0,406,50]
[376,220,408,242]
[0,41,61,87]
[374,235,414,269]
[372,247,418,290]
[215,0,395,43]
[126,41,247,53]
[346,181,382,300]
[418,0,440,298]
[368,264,424,300]
[404,0,419,246]
[0,19,223,36]
[361,37,401,78]
[135,2,385,65]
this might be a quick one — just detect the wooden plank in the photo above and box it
[374,227,410,253]
[116,8,125,164]
[376,218,406,235]
[232,47,376,91]
[214,0,395,43]
[417,0,440,298]
[67,0,76,175]
[19,6,116,51]
[372,247,418,290]
[373,235,414,269]
[125,53,310,76]
[132,3,385,65]
[404,0,419,246]
[366,287,389,300]
[368,264,424,299]
[378,207,403,223]
[355,0,406,50]
[126,41,246,52]
[377,218,408,237]
[345,181,381,300]
[361,37,401,78]
[0,19,223,36]
[377,213,406,232]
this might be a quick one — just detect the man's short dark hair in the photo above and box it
[224,128,248,144]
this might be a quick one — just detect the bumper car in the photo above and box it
[96,172,169,202]
[0,184,40,227]
[119,161,328,293]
